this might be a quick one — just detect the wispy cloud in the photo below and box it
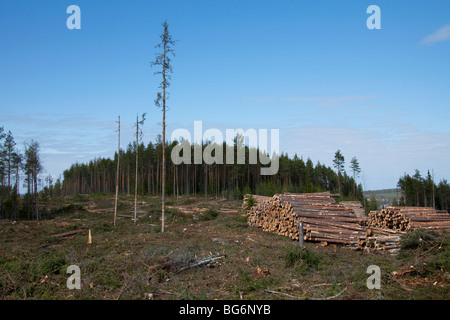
[242,97,276,103]
[41,148,76,155]
[420,25,450,46]
[243,95,379,108]
[282,95,379,107]
[1,112,119,175]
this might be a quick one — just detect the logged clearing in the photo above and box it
[0,194,449,300]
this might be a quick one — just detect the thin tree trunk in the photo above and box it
[424,189,427,207]
[161,42,167,233]
[15,163,20,220]
[134,115,139,224]
[176,165,179,204]
[338,172,341,196]
[27,173,31,219]
[114,116,120,226]
[34,168,38,221]
[204,164,208,199]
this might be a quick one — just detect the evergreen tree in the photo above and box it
[24,140,42,220]
[350,157,361,199]
[152,21,175,233]
[333,150,345,196]
[3,131,16,193]
[134,113,146,223]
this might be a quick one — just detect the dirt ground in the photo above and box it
[0,194,449,300]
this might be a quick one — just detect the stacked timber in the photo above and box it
[340,201,366,219]
[246,192,368,245]
[246,196,279,229]
[242,194,272,212]
[351,228,403,253]
[353,235,402,254]
[367,206,450,231]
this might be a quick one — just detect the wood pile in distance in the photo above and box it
[246,192,368,245]
[245,194,450,253]
[367,206,450,232]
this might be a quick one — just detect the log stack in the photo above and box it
[245,194,450,252]
[367,206,450,232]
[340,201,366,219]
[246,192,368,245]
[352,235,402,254]
[242,194,272,212]
[350,227,403,253]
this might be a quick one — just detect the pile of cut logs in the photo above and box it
[246,192,368,245]
[242,194,271,212]
[245,193,450,253]
[367,206,450,231]
[350,227,403,254]
[339,201,366,219]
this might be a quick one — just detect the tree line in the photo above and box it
[62,139,364,202]
[397,169,450,212]
[0,126,45,220]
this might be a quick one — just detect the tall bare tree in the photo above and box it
[134,113,146,223]
[114,116,120,227]
[152,21,175,233]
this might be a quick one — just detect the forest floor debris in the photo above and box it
[0,193,449,300]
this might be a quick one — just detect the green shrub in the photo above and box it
[284,246,323,273]
[52,204,84,214]
[200,209,218,221]
[244,194,257,212]
[35,253,67,276]
[235,268,271,293]
[93,221,114,233]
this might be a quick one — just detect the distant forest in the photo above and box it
[0,126,43,220]
[3,126,450,222]
[61,137,364,202]
[397,170,450,212]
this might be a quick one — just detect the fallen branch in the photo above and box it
[264,290,304,300]
[176,255,226,274]
[307,283,334,290]
[324,283,350,300]
[50,229,85,238]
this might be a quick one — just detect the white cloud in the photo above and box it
[41,148,75,155]
[420,25,450,46]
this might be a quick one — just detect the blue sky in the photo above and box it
[1,0,449,190]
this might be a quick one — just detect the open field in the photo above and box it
[1,194,449,300]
